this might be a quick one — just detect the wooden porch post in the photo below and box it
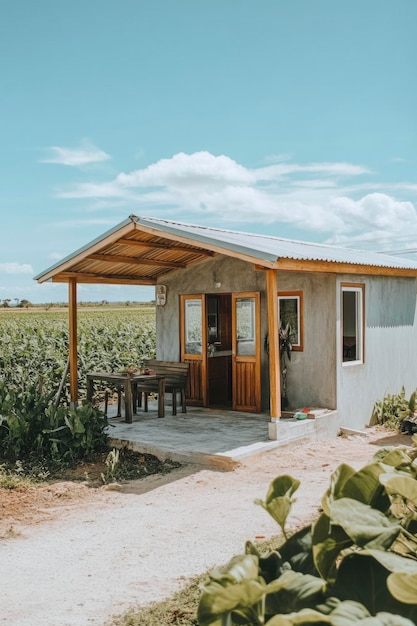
[266,269,281,420]
[68,278,78,408]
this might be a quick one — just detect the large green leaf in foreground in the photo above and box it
[255,475,300,539]
[197,444,417,625]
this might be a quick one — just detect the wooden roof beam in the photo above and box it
[276,258,417,277]
[52,272,157,285]
[118,237,215,256]
[88,253,187,269]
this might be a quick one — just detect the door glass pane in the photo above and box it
[185,299,203,354]
[236,298,255,356]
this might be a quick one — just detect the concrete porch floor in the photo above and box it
[106,400,341,470]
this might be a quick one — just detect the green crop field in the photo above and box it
[0,306,156,403]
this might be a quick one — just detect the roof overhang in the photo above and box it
[34,215,280,286]
[34,215,417,285]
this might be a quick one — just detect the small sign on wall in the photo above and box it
[156,284,167,306]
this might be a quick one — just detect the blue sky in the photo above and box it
[1,0,416,303]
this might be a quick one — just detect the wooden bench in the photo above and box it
[134,360,189,416]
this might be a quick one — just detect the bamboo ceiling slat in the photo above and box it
[88,253,187,269]
[117,236,215,256]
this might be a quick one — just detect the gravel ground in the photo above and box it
[0,427,410,626]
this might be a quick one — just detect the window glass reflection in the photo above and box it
[236,298,255,356]
[185,299,202,354]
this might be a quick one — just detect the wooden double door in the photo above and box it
[180,292,261,412]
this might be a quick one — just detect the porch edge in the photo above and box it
[268,410,342,444]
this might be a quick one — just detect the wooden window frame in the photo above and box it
[278,290,304,351]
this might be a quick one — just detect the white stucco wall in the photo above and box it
[336,275,417,430]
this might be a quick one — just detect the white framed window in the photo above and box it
[341,283,365,365]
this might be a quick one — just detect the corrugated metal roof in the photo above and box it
[137,216,417,270]
[34,214,417,285]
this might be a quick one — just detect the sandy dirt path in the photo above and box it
[0,427,409,626]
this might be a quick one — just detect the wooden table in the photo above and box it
[86,372,165,422]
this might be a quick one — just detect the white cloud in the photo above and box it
[116,152,253,188]
[41,140,110,166]
[333,193,416,230]
[0,262,33,274]
[326,194,417,244]
[114,152,369,189]
[255,161,370,179]
[53,151,417,245]
[57,151,369,198]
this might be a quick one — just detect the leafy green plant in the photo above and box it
[0,307,156,404]
[255,475,300,540]
[0,308,156,468]
[198,445,417,625]
[371,387,417,430]
[0,378,108,466]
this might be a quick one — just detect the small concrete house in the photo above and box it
[35,215,417,439]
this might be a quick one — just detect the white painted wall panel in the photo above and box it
[336,276,417,429]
